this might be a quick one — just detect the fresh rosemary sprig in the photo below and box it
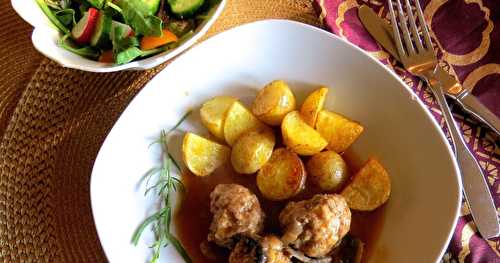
[132,111,192,263]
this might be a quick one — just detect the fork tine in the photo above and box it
[388,0,406,57]
[414,0,433,50]
[404,0,424,52]
[395,0,415,55]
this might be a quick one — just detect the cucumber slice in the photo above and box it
[91,11,112,47]
[168,0,205,17]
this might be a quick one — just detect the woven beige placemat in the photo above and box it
[0,0,321,262]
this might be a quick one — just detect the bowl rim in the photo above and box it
[11,0,227,72]
[90,19,462,262]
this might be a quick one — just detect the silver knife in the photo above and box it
[358,5,500,136]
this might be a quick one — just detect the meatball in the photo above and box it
[229,236,264,263]
[260,235,291,263]
[229,235,291,263]
[279,194,351,258]
[208,184,265,247]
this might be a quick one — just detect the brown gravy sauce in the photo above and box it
[175,151,386,263]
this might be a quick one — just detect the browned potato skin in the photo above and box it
[281,111,328,156]
[256,148,306,201]
[252,80,296,126]
[300,87,328,127]
[231,128,276,174]
[341,158,391,211]
[182,132,231,177]
[307,151,348,192]
[315,110,364,153]
[224,101,265,146]
[200,96,238,140]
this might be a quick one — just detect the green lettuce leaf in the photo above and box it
[54,9,76,26]
[117,0,163,36]
[87,0,105,8]
[111,25,139,52]
[115,46,143,64]
[59,35,99,59]
[35,0,70,34]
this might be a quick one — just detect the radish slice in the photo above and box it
[72,8,99,44]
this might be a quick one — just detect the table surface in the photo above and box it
[0,0,321,262]
[0,0,498,262]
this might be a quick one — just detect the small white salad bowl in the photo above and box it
[11,0,226,72]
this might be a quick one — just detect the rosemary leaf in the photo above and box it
[168,152,181,172]
[166,233,192,263]
[131,210,162,245]
[132,112,192,263]
[168,110,192,133]
[145,180,166,196]
[139,167,162,186]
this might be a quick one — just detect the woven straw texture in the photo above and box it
[0,0,320,262]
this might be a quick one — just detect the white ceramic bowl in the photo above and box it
[11,0,226,72]
[90,20,461,262]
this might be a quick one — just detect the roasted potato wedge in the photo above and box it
[341,159,391,211]
[306,150,348,192]
[300,87,328,127]
[316,110,364,153]
[231,128,276,174]
[281,111,328,156]
[224,101,265,146]
[200,96,238,140]
[257,148,306,200]
[252,80,296,126]
[182,132,231,177]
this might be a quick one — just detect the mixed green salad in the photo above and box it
[35,0,219,64]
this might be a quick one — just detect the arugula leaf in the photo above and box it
[54,9,76,26]
[44,0,70,10]
[208,0,222,6]
[35,0,70,34]
[61,0,71,9]
[86,0,105,8]
[105,1,123,17]
[115,44,171,64]
[111,25,141,64]
[59,35,100,59]
[111,19,186,64]
[117,35,140,51]
[106,1,123,13]
[112,25,139,49]
[140,45,169,57]
[117,0,163,37]
[166,19,195,37]
[115,47,143,64]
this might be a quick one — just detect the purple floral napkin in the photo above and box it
[312,0,500,261]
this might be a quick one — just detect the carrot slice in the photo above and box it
[140,29,178,50]
[99,50,114,63]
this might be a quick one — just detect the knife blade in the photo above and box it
[359,5,499,135]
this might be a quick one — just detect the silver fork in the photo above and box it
[388,0,499,238]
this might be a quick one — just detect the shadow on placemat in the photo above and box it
[0,0,43,138]
[0,0,321,262]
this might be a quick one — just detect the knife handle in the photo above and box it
[456,92,500,136]
[430,80,499,239]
